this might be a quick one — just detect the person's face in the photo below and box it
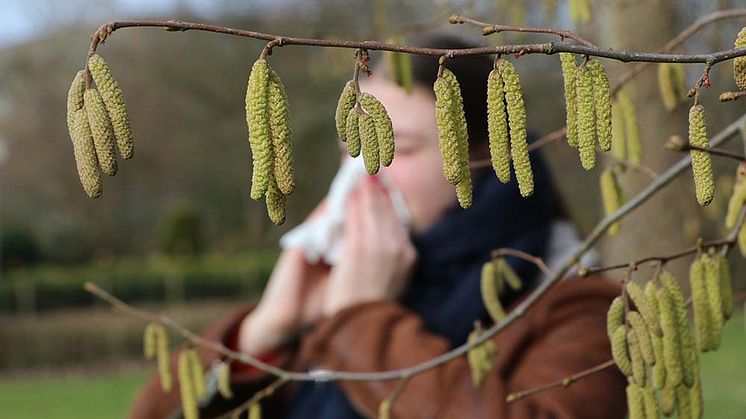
[347,76,458,235]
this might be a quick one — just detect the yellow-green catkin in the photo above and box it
[645,282,667,390]
[715,255,734,320]
[703,253,725,348]
[154,325,172,392]
[733,27,746,90]
[559,53,579,149]
[675,384,692,419]
[265,178,287,226]
[84,88,118,176]
[177,351,198,419]
[661,385,676,417]
[360,93,395,167]
[617,90,642,164]
[690,375,704,419]
[481,261,506,323]
[385,36,413,94]
[610,326,632,376]
[642,386,659,419]
[217,361,233,399]
[246,58,272,201]
[345,108,361,157]
[628,329,647,387]
[67,70,86,141]
[628,311,656,366]
[497,257,522,290]
[661,272,697,388]
[487,68,511,183]
[657,63,686,111]
[71,109,103,198]
[143,323,158,360]
[87,54,134,159]
[359,112,380,175]
[690,256,715,351]
[739,223,746,257]
[626,281,662,337]
[248,403,261,419]
[626,383,646,419]
[444,68,471,187]
[688,104,714,206]
[456,177,473,209]
[378,399,391,419]
[587,60,612,152]
[187,349,206,400]
[725,163,746,228]
[467,330,489,388]
[569,0,592,25]
[600,167,623,235]
[433,68,463,185]
[499,59,533,196]
[335,81,357,142]
[656,282,684,388]
[575,64,596,170]
[611,103,627,162]
[267,69,295,196]
[607,297,625,337]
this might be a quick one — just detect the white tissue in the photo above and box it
[279,157,411,265]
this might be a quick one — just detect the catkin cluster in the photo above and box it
[561,57,613,170]
[486,59,533,197]
[434,67,473,207]
[609,273,708,419]
[599,166,625,235]
[143,323,172,392]
[734,27,746,90]
[246,58,296,225]
[689,252,734,352]
[657,63,687,111]
[335,82,396,175]
[177,348,207,419]
[688,104,714,207]
[466,326,499,388]
[480,257,523,324]
[612,89,642,165]
[66,54,134,198]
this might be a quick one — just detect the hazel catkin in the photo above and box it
[84,88,118,176]
[87,54,134,159]
[617,90,642,165]
[246,58,272,201]
[345,108,361,157]
[600,167,623,235]
[626,383,645,419]
[642,386,659,419]
[154,324,172,392]
[587,59,612,152]
[487,67,511,183]
[359,93,395,167]
[688,104,714,207]
[67,70,86,141]
[575,64,596,170]
[703,253,725,348]
[358,111,380,175]
[498,59,533,196]
[656,281,684,387]
[335,81,357,142]
[267,69,295,196]
[715,254,734,320]
[645,282,667,390]
[559,53,579,149]
[661,272,697,388]
[606,297,625,337]
[725,163,746,228]
[481,261,506,324]
[690,255,716,351]
[434,68,469,186]
[625,281,662,337]
[627,329,647,387]
[177,350,198,419]
[71,109,102,198]
[497,257,522,291]
[733,27,746,90]
[657,63,686,111]
[143,323,157,360]
[217,361,233,399]
[265,178,287,226]
[628,311,656,366]
[187,348,206,400]
[611,102,627,162]
[610,326,632,376]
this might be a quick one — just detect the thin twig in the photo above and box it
[666,140,746,162]
[604,154,660,179]
[506,359,616,402]
[492,248,552,277]
[85,112,746,384]
[449,14,596,47]
[218,377,288,419]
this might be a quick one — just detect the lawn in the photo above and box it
[0,311,744,418]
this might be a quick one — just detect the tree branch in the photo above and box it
[506,359,617,403]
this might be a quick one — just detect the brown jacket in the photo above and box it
[129,276,627,419]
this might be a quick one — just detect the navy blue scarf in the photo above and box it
[283,149,553,419]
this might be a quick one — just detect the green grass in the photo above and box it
[0,368,149,419]
[0,310,744,418]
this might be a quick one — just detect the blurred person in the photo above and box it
[130,33,627,419]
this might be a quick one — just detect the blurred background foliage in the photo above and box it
[0,0,745,417]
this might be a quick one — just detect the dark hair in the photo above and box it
[370,32,570,220]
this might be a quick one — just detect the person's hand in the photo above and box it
[323,176,417,317]
[238,201,330,355]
